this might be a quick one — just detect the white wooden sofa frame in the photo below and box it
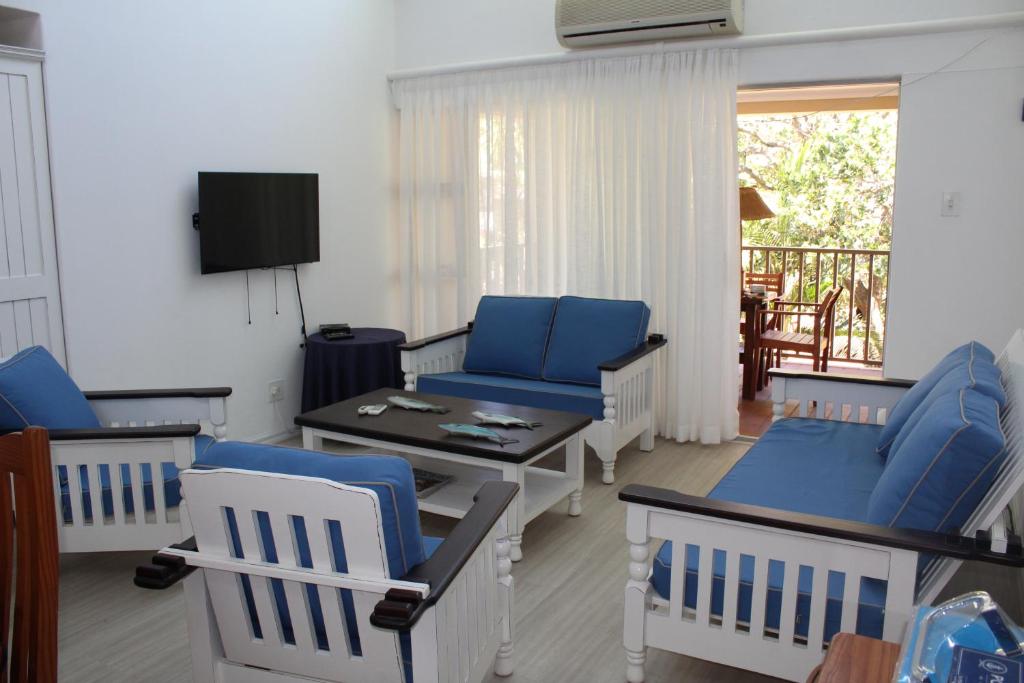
[400,324,667,484]
[49,386,230,553]
[620,330,1024,682]
[136,476,519,683]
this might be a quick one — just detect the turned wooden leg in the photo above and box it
[494,536,515,677]
[568,490,582,517]
[624,539,650,683]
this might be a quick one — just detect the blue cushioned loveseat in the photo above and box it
[401,295,667,483]
[0,345,230,553]
[619,335,1024,683]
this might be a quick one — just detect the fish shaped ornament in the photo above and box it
[472,411,542,430]
[387,396,450,414]
[438,423,520,446]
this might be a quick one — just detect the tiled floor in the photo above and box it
[738,358,884,437]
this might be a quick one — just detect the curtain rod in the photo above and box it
[387,11,1024,81]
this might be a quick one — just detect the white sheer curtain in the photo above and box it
[393,49,739,443]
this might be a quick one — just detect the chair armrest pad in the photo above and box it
[134,537,198,589]
[767,368,915,388]
[371,480,519,630]
[84,387,232,400]
[598,335,667,372]
[398,326,472,351]
[618,485,1024,566]
[49,424,201,440]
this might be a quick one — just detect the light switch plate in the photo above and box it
[941,191,961,217]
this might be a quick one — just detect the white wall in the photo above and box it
[394,0,1024,378]
[3,0,398,440]
[394,0,1024,69]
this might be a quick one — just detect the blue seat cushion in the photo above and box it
[650,543,886,642]
[868,388,1006,532]
[0,346,100,430]
[542,296,650,386]
[877,341,999,458]
[651,419,888,641]
[462,296,558,379]
[58,434,216,524]
[710,419,885,520]
[418,372,604,420]
[194,441,427,577]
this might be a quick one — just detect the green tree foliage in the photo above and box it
[738,111,897,250]
[738,110,898,363]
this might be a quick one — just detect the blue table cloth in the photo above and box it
[301,328,406,412]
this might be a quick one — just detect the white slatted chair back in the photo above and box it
[919,329,1024,603]
[181,468,415,683]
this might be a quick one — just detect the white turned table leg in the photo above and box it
[494,534,515,676]
[566,433,584,517]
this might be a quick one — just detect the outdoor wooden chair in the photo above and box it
[743,271,786,386]
[758,286,843,372]
[1,427,59,683]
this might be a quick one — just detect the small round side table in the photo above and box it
[301,328,406,412]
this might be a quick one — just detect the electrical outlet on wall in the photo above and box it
[268,380,285,403]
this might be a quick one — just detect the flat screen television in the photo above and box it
[198,172,319,274]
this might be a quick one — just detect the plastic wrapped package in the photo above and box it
[895,592,1024,682]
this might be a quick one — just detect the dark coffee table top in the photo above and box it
[294,388,592,464]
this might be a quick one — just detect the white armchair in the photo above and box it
[51,387,230,553]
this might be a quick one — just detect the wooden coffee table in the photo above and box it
[295,388,593,561]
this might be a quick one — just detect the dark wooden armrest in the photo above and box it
[134,537,199,589]
[84,387,232,400]
[767,367,916,388]
[598,335,668,372]
[371,481,519,630]
[49,424,201,440]
[619,485,1024,566]
[398,326,472,351]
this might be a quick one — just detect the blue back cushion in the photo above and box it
[887,357,1005,459]
[542,296,651,386]
[462,296,557,379]
[867,388,1005,532]
[195,442,426,578]
[0,346,100,430]
[877,341,996,458]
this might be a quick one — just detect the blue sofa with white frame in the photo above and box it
[619,337,1024,682]
[400,295,667,483]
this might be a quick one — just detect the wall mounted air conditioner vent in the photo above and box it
[556,0,743,48]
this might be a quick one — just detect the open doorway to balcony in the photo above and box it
[737,82,900,436]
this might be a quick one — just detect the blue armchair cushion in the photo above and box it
[542,296,651,386]
[417,372,604,420]
[0,346,100,430]
[462,296,557,379]
[651,544,885,642]
[194,441,427,578]
[877,341,998,459]
[867,388,1005,532]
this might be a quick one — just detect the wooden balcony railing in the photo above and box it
[742,245,891,366]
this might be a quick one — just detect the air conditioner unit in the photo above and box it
[556,0,744,48]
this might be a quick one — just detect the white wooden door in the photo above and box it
[0,51,65,365]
